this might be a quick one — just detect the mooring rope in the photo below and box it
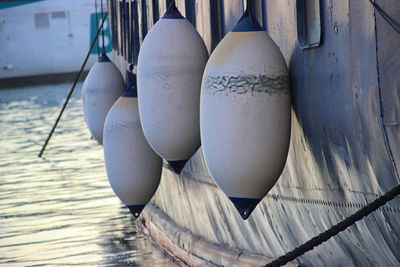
[38,13,108,158]
[94,0,100,57]
[369,0,400,34]
[264,183,400,266]
[100,0,106,53]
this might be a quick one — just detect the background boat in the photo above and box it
[0,0,112,88]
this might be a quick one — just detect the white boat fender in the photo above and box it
[200,9,291,220]
[137,1,209,174]
[82,52,125,145]
[103,70,162,218]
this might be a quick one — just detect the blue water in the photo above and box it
[0,83,179,266]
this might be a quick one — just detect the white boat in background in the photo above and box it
[0,0,112,87]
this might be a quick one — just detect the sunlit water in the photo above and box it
[0,83,178,266]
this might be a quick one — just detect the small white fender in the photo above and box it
[103,72,162,217]
[82,53,124,144]
[137,3,208,170]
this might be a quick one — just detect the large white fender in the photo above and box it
[82,53,125,144]
[103,72,162,217]
[137,2,208,173]
[200,10,291,220]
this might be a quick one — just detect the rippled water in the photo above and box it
[0,84,178,266]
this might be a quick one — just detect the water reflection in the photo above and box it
[0,84,178,266]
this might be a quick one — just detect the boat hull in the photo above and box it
[109,0,400,265]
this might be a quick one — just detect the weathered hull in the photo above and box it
[109,0,400,265]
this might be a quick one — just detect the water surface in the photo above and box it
[0,83,178,266]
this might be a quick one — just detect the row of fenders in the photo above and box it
[82,2,291,220]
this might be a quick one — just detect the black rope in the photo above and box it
[95,0,100,57]
[100,0,106,53]
[38,13,109,158]
[369,0,400,34]
[264,183,400,267]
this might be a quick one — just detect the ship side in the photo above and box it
[108,1,400,266]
